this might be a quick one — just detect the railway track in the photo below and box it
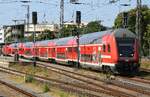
[35,61,150,97]
[140,68,150,73]
[125,68,150,84]
[129,76,150,84]
[0,66,114,97]
[1,56,150,97]
[0,78,37,97]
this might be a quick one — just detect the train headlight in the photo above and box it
[120,54,122,56]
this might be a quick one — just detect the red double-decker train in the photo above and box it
[2,28,140,74]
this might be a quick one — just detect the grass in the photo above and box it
[59,91,69,97]
[141,59,150,69]
[8,74,82,97]
[136,59,150,79]
[43,83,50,93]
[51,88,78,97]
[24,74,34,83]
[9,63,80,97]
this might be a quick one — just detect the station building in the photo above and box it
[3,23,59,43]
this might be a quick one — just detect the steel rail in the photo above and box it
[0,66,107,97]
[36,61,150,96]
[0,79,37,97]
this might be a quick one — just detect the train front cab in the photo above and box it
[114,38,140,74]
[101,29,140,74]
[108,29,140,74]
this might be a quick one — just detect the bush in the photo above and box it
[24,74,34,83]
[43,83,50,93]
[59,91,69,97]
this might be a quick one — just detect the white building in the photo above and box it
[3,23,59,42]
[24,24,59,37]
[63,22,88,27]
[0,29,4,44]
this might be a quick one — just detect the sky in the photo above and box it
[0,0,149,27]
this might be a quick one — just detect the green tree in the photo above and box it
[114,5,150,56]
[84,21,107,34]
[59,21,107,38]
[37,29,56,41]
[143,25,150,56]
[60,25,77,38]
[28,34,34,42]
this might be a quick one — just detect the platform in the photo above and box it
[0,56,33,67]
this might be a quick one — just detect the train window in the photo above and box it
[35,48,39,55]
[68,47,72,52]
[81,54,92,62]
[57,53,66,59]
[25,50,31,55]
[92,54,97,62]
[73,47,77,52]
[40,49,47,57]
[19,48,23,51]
[103,45,106,52]
[108,44,111,52]
[68,47,77,52]
[116,38,134,57]
[52,48,55,52]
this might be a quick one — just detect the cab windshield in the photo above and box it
[116,38,135,57]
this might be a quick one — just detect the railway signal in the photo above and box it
[32,12,37,25]
[76,11,81,68]
[12,20,19,62]
[76,11,81,24]
[32,11,37,67]
[123,12,128,28]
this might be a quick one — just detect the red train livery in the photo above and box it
[2,28,140,74]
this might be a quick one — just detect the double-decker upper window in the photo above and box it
[103,45,106,52]
[108,44,111,52]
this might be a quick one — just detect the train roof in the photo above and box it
[26,28,137,47]
[24,42,33,47]
[54,29,109,46]
[113,29,136,38]
[9,43,16,48]
[55,37,74,46]
[56,28,136,46]
[36,40,51,46]
[52,30,111,46]
[79,30,110,44]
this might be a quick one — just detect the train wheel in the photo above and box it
[73,62,80,68]
[102,65,113,74]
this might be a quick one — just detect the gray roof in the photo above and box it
[79,30,110,44]
[54,29,111,46]
[113,29,136,38]
[55,37,74,46]
[24,42,33,47]
[9,43,16,48]
[36,40,52,46]
[23,28,137,47]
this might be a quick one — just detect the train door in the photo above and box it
[98,46,102,70]
[92,46,101,70]
[92,47,97,63]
